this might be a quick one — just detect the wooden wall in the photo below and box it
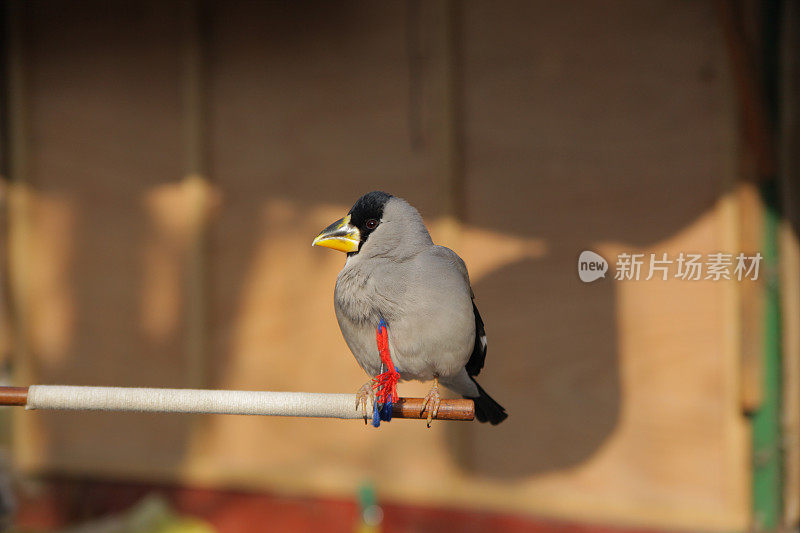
[2,1,756,530]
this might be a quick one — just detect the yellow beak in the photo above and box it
[312,214,361,253]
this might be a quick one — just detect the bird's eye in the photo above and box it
[365,219,379,230]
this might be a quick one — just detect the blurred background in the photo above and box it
[0,0,798,532]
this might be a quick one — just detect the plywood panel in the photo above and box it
[11,1,752,531]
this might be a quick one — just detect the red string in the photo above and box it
[372,321,399,405]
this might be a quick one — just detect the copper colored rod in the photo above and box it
[0,386,28,406]
[392,398,474,421]
[0,387,474,421]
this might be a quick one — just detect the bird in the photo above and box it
[312,191,507,426]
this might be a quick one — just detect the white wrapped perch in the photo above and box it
[0,386,474,421]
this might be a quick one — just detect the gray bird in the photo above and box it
[312,191,507,426]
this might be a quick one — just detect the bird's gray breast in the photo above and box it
[333,258,403,376]
[333,252,475,381]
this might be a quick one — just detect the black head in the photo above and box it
[347,191,392,254]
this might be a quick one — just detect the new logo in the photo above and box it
[578,250,608,282]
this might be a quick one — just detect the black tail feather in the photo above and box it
[467,379,507,425]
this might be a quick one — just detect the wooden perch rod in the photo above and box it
[0,386,474,421]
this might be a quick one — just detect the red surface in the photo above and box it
[15,477,666,533]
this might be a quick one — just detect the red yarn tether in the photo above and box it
[372,318,399,407]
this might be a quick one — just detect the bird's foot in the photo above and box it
[355,381,375,424]
[421,377,441,428]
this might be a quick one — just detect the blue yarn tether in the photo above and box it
[372,395,393,428]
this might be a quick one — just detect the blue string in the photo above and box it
[380,401,393,422]
[372,398,381,427]
[372,399,394,427]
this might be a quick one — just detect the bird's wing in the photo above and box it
[430,246,486,377]
[465,301,487,376]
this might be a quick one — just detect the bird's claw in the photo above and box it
[421,377,441,428]
[355,381,375,424]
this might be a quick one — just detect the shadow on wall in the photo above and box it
[443,176,721,478]
[445,256,619,476]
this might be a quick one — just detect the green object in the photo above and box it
[752,181,783,531]
[357,482,382,533]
